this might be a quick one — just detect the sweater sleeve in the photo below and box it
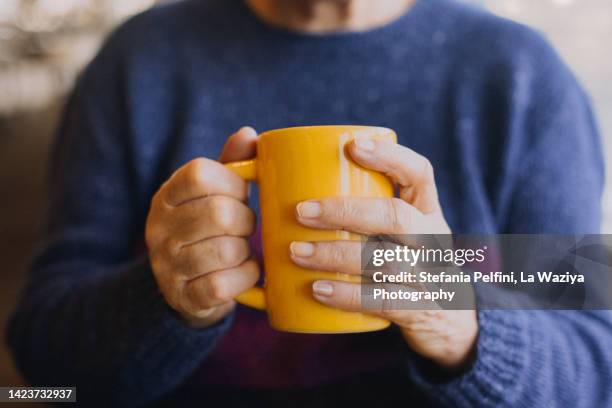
[407,31,612,407]
[407,310,612,407]
[6,26,232,406]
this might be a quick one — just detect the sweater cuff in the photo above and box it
[406,310,530,407]
[109,256,234,392]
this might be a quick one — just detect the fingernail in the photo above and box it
[354,138,376,152]
[313,281,334,296]
[238,126,257,137]
[290,241,315,257]
[297,201,322,218]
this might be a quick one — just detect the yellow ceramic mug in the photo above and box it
[225,126,395,334]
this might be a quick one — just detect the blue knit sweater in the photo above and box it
[8,0,612,406]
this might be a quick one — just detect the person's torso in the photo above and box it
[117,0,531,391]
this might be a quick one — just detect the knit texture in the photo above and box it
[7,0,612,406]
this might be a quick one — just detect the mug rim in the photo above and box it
[259,125,394,139]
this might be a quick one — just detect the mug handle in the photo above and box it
[224,159,267,311]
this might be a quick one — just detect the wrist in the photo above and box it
[432,337,478,374]
[403,309,479,374]
[436,320,479,373]
[403,324,478,384]
[406,311,531,406]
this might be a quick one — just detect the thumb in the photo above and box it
[219,127,258,163]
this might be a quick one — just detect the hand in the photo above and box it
[290,137,478,371]
[146,127,260,328]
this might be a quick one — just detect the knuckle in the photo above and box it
[337,199,358,222]
[186,158,212,190]
[207,196,234,231]
[239,209,256,236]
[181,283,202,312]
[327,244,345,266]
[180,249,199,275]
[243,259,260,284]
[145,222,160,249]
[148,190,162,212]
[149,252,166,276]
[386,198,407,234]
[167,273,183,292]
[165,237,183,256]
[420,159,435,185]
[166,291,184,313]
[148,185,163,205]
[145,200,165,247]
[348,285,361,309]
[213,239,233,267]
[214,238,244,268]
[163,277,185,310]
[205,274,231,304]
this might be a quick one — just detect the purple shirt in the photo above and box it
[190,226,404,388]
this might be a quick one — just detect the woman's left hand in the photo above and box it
[290,137,478,372]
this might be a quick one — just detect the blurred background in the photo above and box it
[1,0,610,390]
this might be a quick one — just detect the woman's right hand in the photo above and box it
[145,127,260,328]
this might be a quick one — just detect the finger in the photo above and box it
[289,240,430,282]
[219,127,258,163]
[161,157,248,206]
[168,196,255,247]
[184,259,260,311]
[176,236,250,280]
[311,280,362,312]
[348,139,440,214]
[289,241,362,275]
[296,197,426,235]
[311,280,432,321]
